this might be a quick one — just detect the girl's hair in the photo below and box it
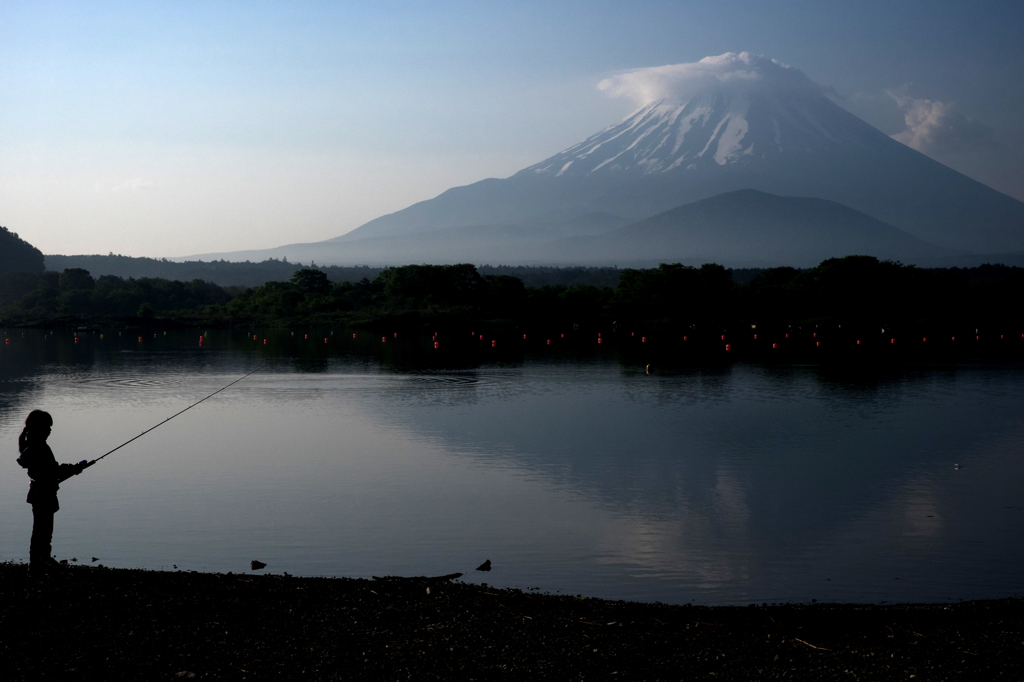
[19,410,53,454]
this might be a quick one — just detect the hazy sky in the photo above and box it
[2,0,1022,258]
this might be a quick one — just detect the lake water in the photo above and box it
[2,329,1023,605]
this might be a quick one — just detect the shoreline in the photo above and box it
[2,563,1021,680]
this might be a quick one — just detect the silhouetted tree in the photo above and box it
[292,269,331,295]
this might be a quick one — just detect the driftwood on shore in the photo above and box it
[371,572,463,582]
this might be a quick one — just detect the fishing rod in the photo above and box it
[86,364,266,468]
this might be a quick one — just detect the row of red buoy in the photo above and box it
[712,334,1024,350]
[33,329,1024,355]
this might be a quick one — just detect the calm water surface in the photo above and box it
[1,329,1023,605]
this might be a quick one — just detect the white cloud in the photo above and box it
[94,178,156,194]
[597,51,821,106]
[887,89,996,155]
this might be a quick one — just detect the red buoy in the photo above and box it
[138,336,143,342]
[304,334,308,339]
[890,338,895,344]
[561,333,565,338]
[264,339,268,345]
[73,338,78,344]
[324,338,329,343]
[720,335,725,341]
[753,334,758,340]
[199,336,204,345]
[631,332,635,337]
[772,343,778,349]
[523,334,527,340]
[382,337,386,343]
[598,333,601,338]
[547,339,551,345]
[976,335,980,340]
[857,340,861,345]
[597,338,603,344]
[641,337,646,343]
[923,338,927,342]
[491,340,497,347]
[816,341,821,347]
[952,336,956,341]
[352,333,356,339]
[683,336,687,341]
[394,332,398,338]
[479,335,484,340]
[813,332,817,338]
[785,334,789,338]
[434,342,439,349]
[725,344,731,351]
[253,334,257,340]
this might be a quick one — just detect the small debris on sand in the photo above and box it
[475,559,491,572]
[250,560,267,571]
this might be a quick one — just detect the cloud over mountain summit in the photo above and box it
[596,52,821,106]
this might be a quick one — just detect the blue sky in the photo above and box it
[2,0,1022,257]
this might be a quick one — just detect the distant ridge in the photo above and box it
[182,190,956,268]
[44,255,383,288]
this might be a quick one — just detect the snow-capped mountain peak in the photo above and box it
[520,85,880,178]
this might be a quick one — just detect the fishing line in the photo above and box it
[88,364,266,466]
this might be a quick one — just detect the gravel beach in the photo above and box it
[1,563,1021,680]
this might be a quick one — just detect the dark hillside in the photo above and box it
[0,226,45,274]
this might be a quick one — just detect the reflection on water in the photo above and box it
[1,329,1023,605]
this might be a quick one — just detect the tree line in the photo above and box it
[2,258,1024,337]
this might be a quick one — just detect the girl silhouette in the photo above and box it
[17,410,89,572]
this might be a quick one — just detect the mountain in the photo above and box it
[186,52,1024,265]
[183,190,954,268]
[541,190,953,266]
